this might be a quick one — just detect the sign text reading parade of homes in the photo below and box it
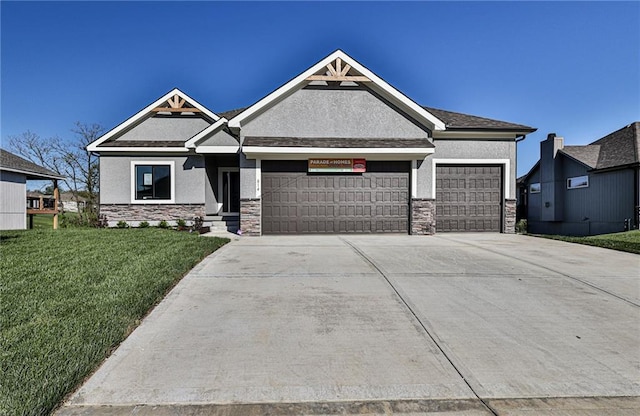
[308,159,366,173]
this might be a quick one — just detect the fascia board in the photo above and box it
[432,131,525,139]
[195,146,239,154]
[87,88,220,152]
[242,146,435,159]
[185,118,229,148]
[228,50,446,131]
[89,147,190,153]
[1,167,65,180]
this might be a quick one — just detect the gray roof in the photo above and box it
[560,122,640,170]
[422,106,536,132]
[0,149,65,180]
[222,106,535,132]
[243,137,434,148]
[560,145,601,169]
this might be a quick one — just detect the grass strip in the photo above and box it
[0,228,228,416]
[534,230,640,254]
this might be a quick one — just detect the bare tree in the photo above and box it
[9,122,103,223]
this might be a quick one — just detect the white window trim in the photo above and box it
[432,159,510,198]
[130,161,175,204]
[529,182,541,193]
[217,167,240,214]
[567,175,589,189]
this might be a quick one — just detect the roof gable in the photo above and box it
[227,50,447,131]
[87,88,223,152]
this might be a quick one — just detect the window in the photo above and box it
[131,161,174,202]
[567,175,589,189]
[529,182,541,193]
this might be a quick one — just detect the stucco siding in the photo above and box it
[422,139,516,199]
[240,87,430,140]
[199,129,239,147]
[116,116,210,142]
[1,171,27,230]
[100,155,205,204]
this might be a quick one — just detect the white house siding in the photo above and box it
[1,170,27,230]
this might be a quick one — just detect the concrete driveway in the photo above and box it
[58,234,640,415]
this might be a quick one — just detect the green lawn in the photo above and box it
[0,228,228,416]
[536,230,640,254]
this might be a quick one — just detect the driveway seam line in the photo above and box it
[436,235,640,308]
[339,237,500,416]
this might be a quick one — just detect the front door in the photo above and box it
[219,168,240,214]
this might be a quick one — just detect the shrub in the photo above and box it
[176,219,187,228]
[158,220,169,229]
[138,221,150,228]
[515,219,527,234]
[116,220,128,229]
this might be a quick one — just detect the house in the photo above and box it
[87,50,536,235]
[1,149,65,230]
[519,122,640,236]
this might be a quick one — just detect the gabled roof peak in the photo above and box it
[227,50,447,131]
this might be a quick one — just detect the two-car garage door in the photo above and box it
[261,161,503,234]
[262,161,409,234]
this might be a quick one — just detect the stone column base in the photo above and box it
[240,198,261,236]
[411,198,436,235]
[504,199,516,234]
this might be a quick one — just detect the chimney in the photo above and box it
[540,133,564,221]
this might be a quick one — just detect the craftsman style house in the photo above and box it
[87,50,536,235]
[519,123,640,236]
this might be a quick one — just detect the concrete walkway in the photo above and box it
[57,234,640,415]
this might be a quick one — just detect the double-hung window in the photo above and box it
[131,161,175,203]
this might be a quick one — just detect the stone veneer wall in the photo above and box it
[411,198,436,235]
[100,203,205,223]
[504,199,516,234]
[240,198,261,236]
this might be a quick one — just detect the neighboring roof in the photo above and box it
[559,122,640,170]
[559,145,601,169]
[0,149,65,180]
[243,137,434,148]
[423,107,536,132]
[227,49,447,131]
[87,88,224,152]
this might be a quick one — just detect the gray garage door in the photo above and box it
[436,165,502,232]
[262,161,409,234]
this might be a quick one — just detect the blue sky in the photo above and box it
[1,1,638,176]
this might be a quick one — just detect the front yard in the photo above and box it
[537,230,640,254]
[0,228,228,416]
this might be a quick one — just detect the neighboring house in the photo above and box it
[59,192,88,213]
[519,122,640,236]
[87,50,536,235]
[1,149,65,230]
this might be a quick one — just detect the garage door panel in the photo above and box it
[262,160,409,234]
[436,165,502,232]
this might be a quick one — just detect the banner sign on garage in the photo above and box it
[308,158,366,173]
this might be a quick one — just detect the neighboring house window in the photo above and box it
[567,175,589,189]
[131,161,175,203]
[529,182,541,193]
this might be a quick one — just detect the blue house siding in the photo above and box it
[527,156,636,236]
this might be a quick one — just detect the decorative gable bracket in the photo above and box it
[152,94,201,113]
[306,57,371,82]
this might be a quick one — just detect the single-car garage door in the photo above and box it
[262,160,409,234]
[436,165,502,232]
